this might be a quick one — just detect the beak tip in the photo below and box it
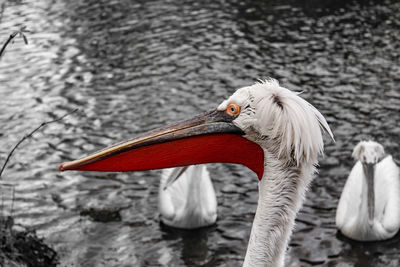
[59,162,68,172]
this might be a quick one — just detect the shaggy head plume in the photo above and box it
[218,79,334,166]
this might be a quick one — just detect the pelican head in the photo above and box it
[59,79,333,178]
[218,79,333,167]
[352,140,386,225]
[352,140,385,165]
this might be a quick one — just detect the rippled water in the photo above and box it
[0,0,400,266]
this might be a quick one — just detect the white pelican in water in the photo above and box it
[59,79,333,266]
[159,165,217,229]
[336,140,400,241]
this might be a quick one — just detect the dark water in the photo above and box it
[0,0,399,266]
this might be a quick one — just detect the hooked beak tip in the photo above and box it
[59,162,67,172]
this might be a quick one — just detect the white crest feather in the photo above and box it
[219,79,334,165]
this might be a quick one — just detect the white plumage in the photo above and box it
[336,140,400,241]
[158,165,217,229]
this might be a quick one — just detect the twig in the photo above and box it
[0,26,30,60]
[0,109,78,178]
[0,32,18,59]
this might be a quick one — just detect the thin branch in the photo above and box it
[0,26,30,60]
[0,32,18,59]
[0,109,78,178]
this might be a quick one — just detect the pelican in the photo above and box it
[159,165,217,229]
[336,140,400,241]
[59,79,333,266]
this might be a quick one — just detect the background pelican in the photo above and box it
[336,140,400,241]
[60,79,333,266]
[159,165,217,229]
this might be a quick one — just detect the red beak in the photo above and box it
[59,109,264,180]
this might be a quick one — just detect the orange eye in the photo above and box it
[226,103,241,116]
